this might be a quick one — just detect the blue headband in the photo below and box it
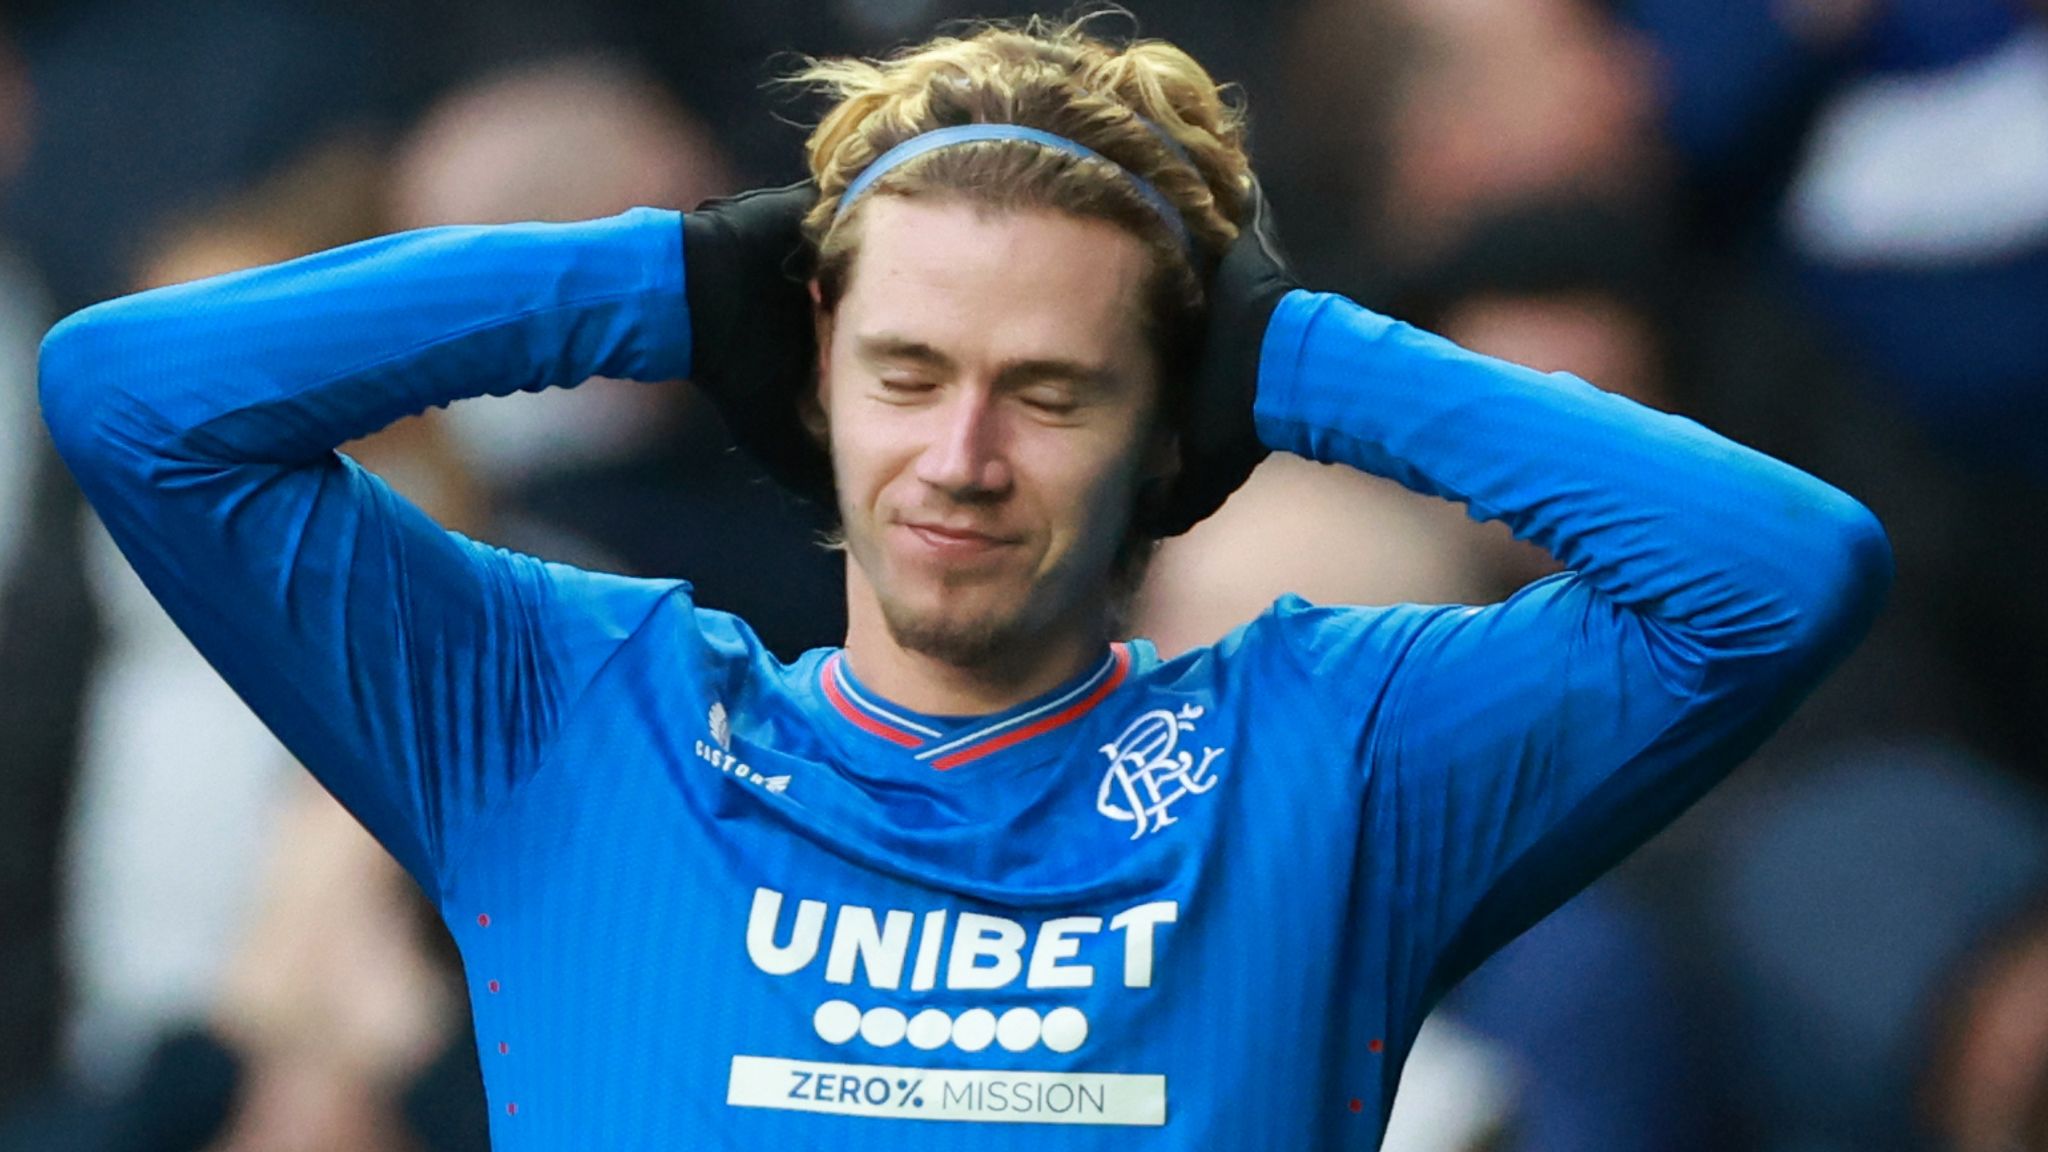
[834,123,1193,254]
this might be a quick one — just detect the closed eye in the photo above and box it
[876,376,939,400]
[1016,385,1079,415]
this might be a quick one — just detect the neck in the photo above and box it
[842,571,1111,716]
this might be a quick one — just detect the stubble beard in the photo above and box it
[876,573,1035,669]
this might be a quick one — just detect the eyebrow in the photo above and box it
[856,334,1119,393]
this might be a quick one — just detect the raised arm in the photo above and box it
[1181,190,1889,1030]
[1253,286,1890,1016]
[38,208,693,892]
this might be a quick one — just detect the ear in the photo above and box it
[809,278,830,347]
[803,279,831,446]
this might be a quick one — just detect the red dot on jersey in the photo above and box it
[1348,1099,1364,1113]
[477,913,491,927]
[488,980,501,993]
[1368,1039,1384,1053]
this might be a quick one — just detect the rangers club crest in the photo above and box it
[1096,704,1223,839]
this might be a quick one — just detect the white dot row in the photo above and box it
[812,1000,1088,1054]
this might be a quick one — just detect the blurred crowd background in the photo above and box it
[0,0,2044,1149]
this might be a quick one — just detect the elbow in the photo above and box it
[1781,489,1894,658]
[38,303,143,468]
[1839,497,1896,608]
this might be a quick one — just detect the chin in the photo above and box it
[880,595,1033,669]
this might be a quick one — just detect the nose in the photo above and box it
[915,385,1011,499]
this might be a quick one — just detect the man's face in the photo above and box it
[815,196,1164,668]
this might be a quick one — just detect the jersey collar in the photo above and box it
[820,644,1131,770]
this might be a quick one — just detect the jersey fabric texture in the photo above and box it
[39,208,1891,1150]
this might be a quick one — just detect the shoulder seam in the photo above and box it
[1271,598,1432,777]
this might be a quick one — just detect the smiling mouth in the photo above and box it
[899,521,1018,558]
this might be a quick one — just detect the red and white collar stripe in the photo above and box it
[820,645,1130,769]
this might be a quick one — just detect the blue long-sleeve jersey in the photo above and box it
[38,208,1889,1149]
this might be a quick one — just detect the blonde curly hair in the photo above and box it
[790,14,1252,386]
